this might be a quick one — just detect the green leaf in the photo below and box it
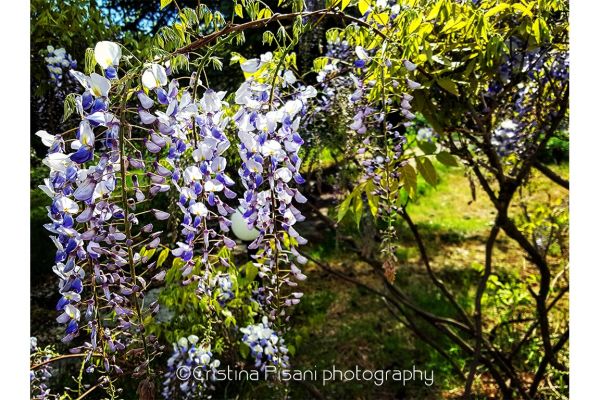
[313,57,329,72]
[353,195,363,228]
[234,4,243,18]
[365,180,379,218]
[408,18,421,34]
[484,4,510,18]
[340,0,351,11]
[62,93,77,123]
[209,56,223,71]
[418,140,437,155]
[144,248,156,260]
[84,48,96,76]
[157,248,169,267]
[373,12,390,25]
[172,257,185,271]
[513,3,533,18]
[174,22,186,41]
[287,344,296,356]
[436,151,459,167]
[244,262,259,282]
[440,18,466,34]
[337,193,354,222]
[532,18,542,43]
[262,31,275,45]
[426,1,443,21]
[416,157,437,186]
[240,343,250,358]
[358,0,370,15]
[532,18,548,44]
[436,77,460,96]
[160,0,173,9]
[401,164,417,198]
[258,7,272,19]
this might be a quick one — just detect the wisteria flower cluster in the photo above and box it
[195,271,236,308]
[133,62,247,372]
[313,40,354,115]
[312,1,422,281]
[240,317,289,370]
[162,335,220,399]
[134,60,239,282]
[30,338,57,400]
[38,41,168,380]
[348,53,419,279]
[213,273,235,305]
[347,46,419,184]
[171,87,237,281]
[36,37,316,397]
[233,63,313,312]
[491,119,521,157]
[227,55,316,367]
[416,127,436,143]
[484,36,569,158]
[299,39,356,152]
[44,45,77,88]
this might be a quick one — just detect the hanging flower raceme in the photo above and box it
[39,45,171,377]
[39,120,91,344]
[172,89,237,283]
[233,60,314,328]
[483,37,570,158]
[162,335,220,400]
[298,39,356,146]
[197,272,237,309]
[40,65,123,346]
[491,119,521,157]
[347,47,417,188]
[135,65,238,294]
[321,3,424,281]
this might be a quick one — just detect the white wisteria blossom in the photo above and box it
[94,41,122,69]
[36,130,57,147]
[142,64,168,90]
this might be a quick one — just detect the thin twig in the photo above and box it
[31,353,103,370]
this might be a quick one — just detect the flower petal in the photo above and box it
[94,41,121,69]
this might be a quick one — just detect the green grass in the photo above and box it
[407,163,495,237]
[406,161,568,238]
[287,272,445,399]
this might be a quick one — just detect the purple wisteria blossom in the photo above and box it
[136,65,237,278]
[233,64,313,321]
[38,42,169,376]
[30,337,56,399]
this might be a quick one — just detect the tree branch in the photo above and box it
[464,223,500,397]
[533,161,569,189]
[173,9,387,54]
